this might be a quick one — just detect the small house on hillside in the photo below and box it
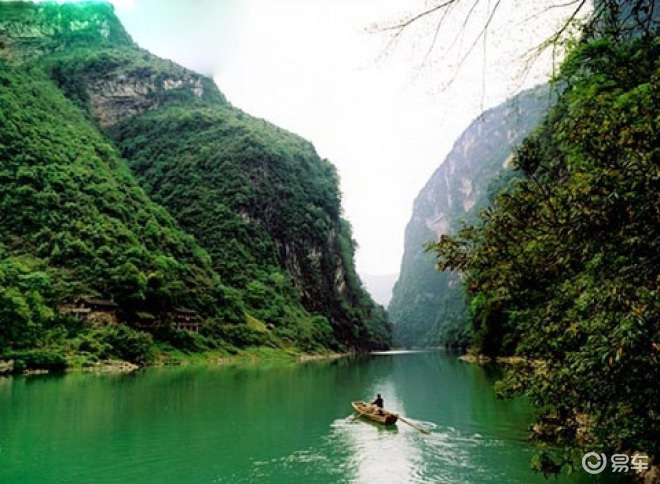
[171,309,201,333]
[63,297,119,325]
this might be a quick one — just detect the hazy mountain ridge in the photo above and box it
[361,273,398,306]
[389,85,553,347]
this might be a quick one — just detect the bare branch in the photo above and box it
[448,0,482,53]
[377,0,460,33]
[420,1,459,66]
[516,0,585,26]
[546,0,589,46]
[446,0,503,89]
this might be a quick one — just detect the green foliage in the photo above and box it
[0,1,390,361]
[151,325,214,353]
[431,32,660,467]
[38,47,226,113]
[94,325,154,364]
[0,62,239,327]
[0,247,54,352]
[205,321,269,348]
[0,2,134,59]
[0,59,242,359]
[5,348,67,372]
[108,94,389,350]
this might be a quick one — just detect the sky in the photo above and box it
[110,0,589,277]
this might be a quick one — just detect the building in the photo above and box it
[64,297,119,325]
[171,309,202,333]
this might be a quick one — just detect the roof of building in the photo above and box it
[173,308,197,315]
[135,311,156,320]
[80,298,119,308]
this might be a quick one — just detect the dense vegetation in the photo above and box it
[389,86,551,348]
[430,19,660,471]
[110,105,390,350]
[0,2,390,369]
[0,61,239,366]
[0,1,134,60]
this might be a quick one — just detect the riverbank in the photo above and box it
[150,345,348,368]
[0,346,348,376]
[458,353,539,365]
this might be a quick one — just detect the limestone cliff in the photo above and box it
[389,86,552,347]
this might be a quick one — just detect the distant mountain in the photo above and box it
[0,1,390,363]
[389,85,553,348]
[360,273,398,306]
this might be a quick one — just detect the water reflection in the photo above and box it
[333,380,425,483]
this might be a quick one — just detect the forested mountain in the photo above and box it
[389,86,552,347]
[431,6,660,472]
[0,1,390,368]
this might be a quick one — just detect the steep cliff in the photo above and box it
[389,86,552,347]
[0,1,390,354]
[109,104,390,349]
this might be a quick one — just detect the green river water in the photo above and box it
[0,350,623,483]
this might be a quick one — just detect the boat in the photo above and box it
[351,401,398,425]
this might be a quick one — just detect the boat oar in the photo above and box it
[397,415,430,434]
[351,407,369,422]
[350,412,363,422]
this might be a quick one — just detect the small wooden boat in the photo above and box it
[351,401,398,425]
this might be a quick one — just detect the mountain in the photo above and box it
[0,1,390,366]
[361,273,398,306]
[0,56,236,359]
[388,85,552,348]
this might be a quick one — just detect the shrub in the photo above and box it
[95,325,155,364]
[204,320,268,347]
[4,349,68,372]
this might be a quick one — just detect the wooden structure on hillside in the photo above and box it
[63,297,119,325]
[171,309,202,333]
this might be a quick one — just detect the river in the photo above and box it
[0,350,623,483]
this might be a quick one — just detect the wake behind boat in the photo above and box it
[351,401,398,425]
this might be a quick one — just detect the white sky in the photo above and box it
[114,0,590,277]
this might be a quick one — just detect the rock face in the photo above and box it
[40,47,226,128]
[1,2,223,127]
[0,2,133,61]
[88,69,206,126]
[389,86,552,347]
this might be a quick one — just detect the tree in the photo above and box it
[376,1,659,88]
[428,24,660,474]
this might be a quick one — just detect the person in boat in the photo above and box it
[371,393,384,414]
